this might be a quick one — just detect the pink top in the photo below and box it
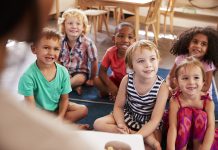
[101,46,126,82]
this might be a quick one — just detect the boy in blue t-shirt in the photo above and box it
[18,28,88,124]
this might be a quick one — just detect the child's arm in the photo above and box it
[201,71,213,93]
[167,63,177,91]
[58,94,69,119]
[200,100,215,149]
[167,98,179,150]
[99,65,118,98]
[24,96,36,109]
[136,82,169,137]
[113,75,129,133]
[86,59,98,86]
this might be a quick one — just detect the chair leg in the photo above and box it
[152,23,158,45]
[170,13,174,34]
[145,25,149,40]
[93,16,97,42]
[163,15,167,34]
[102,15,110,37]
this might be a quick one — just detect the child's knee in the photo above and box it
[93,118,104,131]
[80,105,88,117]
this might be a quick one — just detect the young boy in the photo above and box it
[18,28,88,123]
[94,22,136,101]
[58,8,98,95]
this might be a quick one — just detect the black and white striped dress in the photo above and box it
[124,73,164,131]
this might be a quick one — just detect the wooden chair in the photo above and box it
[104,6,124,25]
[160,0,176,34]
[77,0,110,43]
[83,9,110,43]
[125,0,162,45]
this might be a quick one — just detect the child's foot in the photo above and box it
[77,124,90,130]
[75,86,82,95]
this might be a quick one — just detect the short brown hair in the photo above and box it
[125,40,160,69]
[33,27,61,45]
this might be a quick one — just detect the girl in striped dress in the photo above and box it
[94,40,169,150]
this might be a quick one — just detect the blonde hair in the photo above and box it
[58,8,89,35]
[175,56,206,81]
[125,40,160,69]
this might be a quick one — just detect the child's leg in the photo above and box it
[64,102,88,122]
[93,114,120,133]
[94,76,109,97]
[70,73,87,95]
[144,129,162,150]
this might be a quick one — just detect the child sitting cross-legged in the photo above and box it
[18,28,88,128]
[94,22,136,101]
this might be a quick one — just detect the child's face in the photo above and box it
[32,37,61,66]
[132,48,159,79]
[188,33,208,59]
[64,16,84,39]
[176,65,204,96]
[113,26,135,56]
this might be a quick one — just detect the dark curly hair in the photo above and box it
[170,27,218,66]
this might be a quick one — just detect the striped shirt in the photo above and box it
[124,73,164,124]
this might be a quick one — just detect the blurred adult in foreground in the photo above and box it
[0,0,91,149]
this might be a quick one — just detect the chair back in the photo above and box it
[145,0,162,24]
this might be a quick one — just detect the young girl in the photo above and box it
[94,40,169,149]
[94,22,136,101]
[58,8,98,95]
[167,27,218,95]
[167,57,218,150]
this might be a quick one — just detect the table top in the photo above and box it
[96,0,153,6]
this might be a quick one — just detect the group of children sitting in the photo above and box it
[18,8,218,149]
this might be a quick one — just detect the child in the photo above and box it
[94,40,169,149]
[18,28,88,124]
[58,8,98,95]
[167,27,218,95]
[167,57,218,150]
[94,22,136,101]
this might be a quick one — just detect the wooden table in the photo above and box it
[78,0,153,40]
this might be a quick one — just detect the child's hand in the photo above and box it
[108,93,116,101]
[117,124,130,134]
[86,79,94,86]
[108,87,118,101]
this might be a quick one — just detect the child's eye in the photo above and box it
[194,76,200,80]
[54,48,60,51]
[43,46,49,49]
[137,60,144,63]
[150,57,156,61]
[201,42,208,47]
[182,77,188,80]
[128,35,134,39]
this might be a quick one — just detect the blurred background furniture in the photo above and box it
[160,0,176,34]
[77,0,110,42]
[125,0,162,44]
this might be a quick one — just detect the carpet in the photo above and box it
[69,67,218,127]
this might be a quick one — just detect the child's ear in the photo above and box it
[112,35,115,43]
[31,45,37,54]
[173,77,178,87]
